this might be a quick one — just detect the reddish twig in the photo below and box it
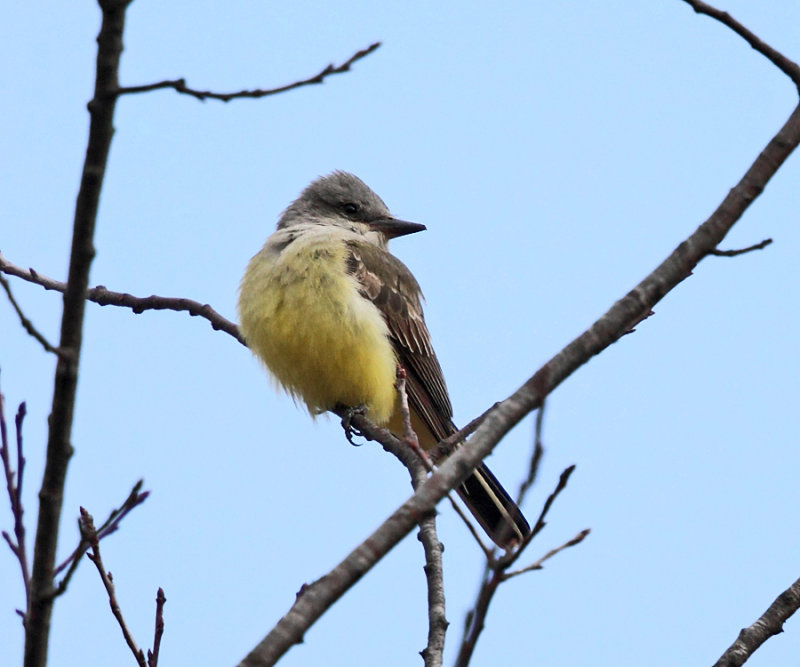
[52,480,149,597]
[148,588,166,667]
[114,42,381,102]
[80,508,147,667]
[1,383,30,607]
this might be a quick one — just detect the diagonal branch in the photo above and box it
[712,576,800,667]
[52,480,149,598]
[682,0,800,87]
[0,274,62,357]
[238,64,800,667]
[80,508,147,667]
[114,42,381,102]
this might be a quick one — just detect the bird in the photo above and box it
[237,171,530,548]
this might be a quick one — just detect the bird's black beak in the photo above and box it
[371,217,427,239]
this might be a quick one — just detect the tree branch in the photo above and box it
[1,384,30,606]
[681,0,800,87]
[80,508,147,667]
[0,253,245,346]
[713,577,800,667]
[0,274,62,357]
[114,42,381,102]
[52,480,149,598]
[709,238,773,257]
[25,2,132,664]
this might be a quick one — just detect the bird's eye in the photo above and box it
[342,202,359,216]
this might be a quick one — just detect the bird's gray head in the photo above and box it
[277,171,425,246]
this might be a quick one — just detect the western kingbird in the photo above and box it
[238,171,530,548]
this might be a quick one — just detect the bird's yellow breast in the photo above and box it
[238,232,398,424]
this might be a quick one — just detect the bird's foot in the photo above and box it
[339,404,368,446]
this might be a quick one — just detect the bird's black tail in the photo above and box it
[457,463,531,549]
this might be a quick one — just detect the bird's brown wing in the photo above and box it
[345,240,455,441]
[345,240,531,548]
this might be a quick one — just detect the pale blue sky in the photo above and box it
[2,2,800,666]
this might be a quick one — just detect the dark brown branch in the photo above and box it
[147,588,166,667]
[713,577,800,667]
[25,3,131,664]
[454,466,581,667]
[52,480,149,597]
[1,386,30,603]
[114,42,381,102]
[80,508,147,667]
[0,253,245,346]
[0,274,62,357]
[682,1,800,88]
[503,529,590,580]
[516,400,546,505]
[709,238,773,256]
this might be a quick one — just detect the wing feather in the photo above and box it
[345,241,454,441]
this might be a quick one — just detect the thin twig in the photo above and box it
[81,508,147,667]
[503,529,590,580]
[52,480,149,597]
[681,0,800,87]
[0,382,30,602]
[147,588,166,667]
[454,467,583,667]
[713,576,800,667]
[0,274,63,357]
[114,42,381,102]
[709,238,773,257]
[516,401,546,505]
[0,253,245,346]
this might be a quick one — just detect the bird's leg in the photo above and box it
[338,404,368,445]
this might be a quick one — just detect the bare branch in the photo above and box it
[503,529,590,580]
[1,383,30,604]
[114,42,381,102]
[682,1,800,87]
[52,480,149,597]
[0,253,245,346]
[454,466,581,667]
[349,375,448,667]
[80,508,147,667]
[709,238,773,257]
[26,3,132,662]
[713,577,800,667]
[515,401,546,505]
[0,274,62,357]
[147,588,166,667]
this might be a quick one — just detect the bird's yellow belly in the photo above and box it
[238,240,398,423]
